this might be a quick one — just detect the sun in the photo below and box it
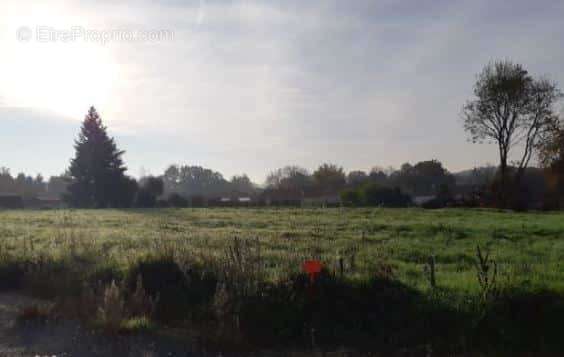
[0,3,120,120]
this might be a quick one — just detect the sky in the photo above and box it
[1,0,563,182]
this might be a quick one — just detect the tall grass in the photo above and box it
[1,208,564,353]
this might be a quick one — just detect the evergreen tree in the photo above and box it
[66,107,137,208]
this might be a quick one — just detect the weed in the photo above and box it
[98,280,126,332]
[474,245,498,302]
[424,255,437,290]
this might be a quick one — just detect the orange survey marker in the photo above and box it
[303,260,322,282]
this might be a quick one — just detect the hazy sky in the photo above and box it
[1,0,563,182]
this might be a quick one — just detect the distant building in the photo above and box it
[211,191,256,207]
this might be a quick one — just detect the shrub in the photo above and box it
[135,188,157,208]
[126,256,190,322]
[340,189,362,206]
[168,193,189,208]
[361,184,411,207]
[126,255,217,323]
[190,195,206,207]
[421,197,448,209]
[341,183,411,207]
[97,280,126,332]
[0,259,26,291]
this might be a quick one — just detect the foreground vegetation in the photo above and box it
[1,207,564,354]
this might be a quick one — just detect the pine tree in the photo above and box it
[66,107,137,208]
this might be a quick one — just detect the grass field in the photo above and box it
[2,207,564,291]
[1,207,564,353]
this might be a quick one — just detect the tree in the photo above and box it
[388,160,454,196]
[66,107,136,208]
[230,174,256,194]
[537,120,564,169]
[265,166,312,192]
[369,167,389,186]
[140,176,164,197]
[347,170,369,187]
[537,120,564,207]
[462,60,562,205]
[162,165,229,197]
[136,176,165,208]
[47,175,70,198]
[312,163,346,194]
[341,183,411,207]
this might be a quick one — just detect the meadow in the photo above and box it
[1,207,564,353]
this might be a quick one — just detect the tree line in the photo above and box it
[1,60,563,210]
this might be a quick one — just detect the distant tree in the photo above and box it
[136,176,164,208]
[313,163,346,194]
[389,160,454,196]
[136,188,156,208]
[347,170,369,187]
[454,165,497,187]
[32,174,46,196]
[342,183,411,207]
[0,168,14,193]
[47,175,70,198]
[162,165,181,193]
[361,183,411,207]
[462,60,562,205]
[369,167,389,186]
[66,107,136,208]
[0,169,51,198]
[230,174,256,194]
[162,165,229,197]
[537,120,564,169]
[140,176,164,197]
[537,120,564,207]
[266,166,312,192]
[340,188,362,206]
[115,176,139,208]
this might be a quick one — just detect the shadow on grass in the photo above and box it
[2,253,564,354]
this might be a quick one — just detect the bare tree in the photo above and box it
[462,60,562,203]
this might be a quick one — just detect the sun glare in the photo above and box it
[1,4,119,120]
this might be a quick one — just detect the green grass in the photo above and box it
[1,207,563,293]
[1,207,564,353]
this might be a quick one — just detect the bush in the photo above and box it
[342,183,411,207]
[422,197,448,209]
[236,271,459,349]
[135,188,157,208]
[0,260,26,291]
[340,189,362,206]
[168,193,189,208]
[190,195,206,208]
[126,255,217,323]
[126,256,190,322]
[156,199,170,208]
